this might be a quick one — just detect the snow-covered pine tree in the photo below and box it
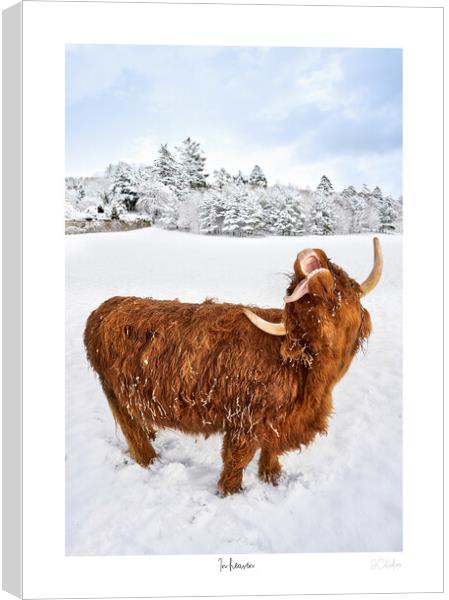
[177,192,201,232]
[154,144,182,190]
[240,189,264,236]
[309,176,337,235]
[212,168,233,189]
[233,170,248,186]
[221,184,251,236]
[135,170,177,224]
[366,185,384,232]
[222,204,242,236]
[105,196,127,220]
[65,176,76,191]
[359,184,371,201]
[377,194,398,233]
[334,185,357,234]
[341,185,357,201]
[199,189,222,234]
[316,175,334,197]
[276,203,303,236]
[75,183,86,204]
[248,165,268,188]
[109,162,140,211]
[393,195,403,232]
[358,185,381,232]
[265,185,305,236]
[99,190,111,206]
[309,191,336,235]
[158,194,180,229]
[260,190,278,233]
[105,163,118,179]
[286,188,306,235]
[349,191,365,234]
[176,137,208,189]
[371,186,383,202]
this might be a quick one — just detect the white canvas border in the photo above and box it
[19,1,443,598]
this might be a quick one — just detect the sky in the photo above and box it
[66,45,402,196]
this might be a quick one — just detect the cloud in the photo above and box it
[66,45,402,196]
[123,135,161,165]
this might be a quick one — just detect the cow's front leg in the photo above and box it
[258,447,282,485]
[218,433,257,496]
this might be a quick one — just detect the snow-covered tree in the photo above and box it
[153,144,183,192]
[212,168,233,189]
[331,186,355,234]
[104,196,127,220]
[233,170,248,186]
[219,184,263,236]
[316,175,334,197]
[248,165,268,188]
[158,198,179,229]
[109,162,140,211]
[275,204,304,236]
[349,192,365,233]
[377,194,398,233]
[263,185,305,236]
[138,166,180,229]
[359,185,382,232]
[99,190,111,206]
[105,163,118,179]
[135,171,177,224]
[359,184,371,199]
[393,195,403,232]
[222,204,242,235]
[341,185,357,201]
[199,188,227,234]
[76,184,86,204]
[371,186,383,202]
[240,189,264,236]
[310,191,336,235]
[176,137,208,189]
[177,192,201,232]
[367,186,384,232]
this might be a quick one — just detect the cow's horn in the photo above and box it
[243,308,287,336]
[359,237,383,296]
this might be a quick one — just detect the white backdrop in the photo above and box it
[16,0,444,598]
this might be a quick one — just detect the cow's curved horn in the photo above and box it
[243,308,286,336]
[359,237,383,296]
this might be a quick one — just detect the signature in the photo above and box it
[218,557,256,572]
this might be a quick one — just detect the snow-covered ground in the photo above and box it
[66,228,402,555]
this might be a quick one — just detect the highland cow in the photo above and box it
[84,238,382,495]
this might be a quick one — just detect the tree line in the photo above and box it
[65,137,402,236]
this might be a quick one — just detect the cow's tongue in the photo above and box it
[284,268,329,303]
[284,278,309,303]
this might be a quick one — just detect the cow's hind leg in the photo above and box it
[258,448,282,485]
[102,381,157,468]
[218,433,257,496]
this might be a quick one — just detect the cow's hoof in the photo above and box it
[217,481,243,497]
[259,468,282,486]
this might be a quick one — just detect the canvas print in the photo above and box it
[65,45,402,555]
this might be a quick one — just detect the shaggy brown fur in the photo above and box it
[84,248,372,495]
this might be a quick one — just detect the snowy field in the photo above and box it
[66,228,402,555]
